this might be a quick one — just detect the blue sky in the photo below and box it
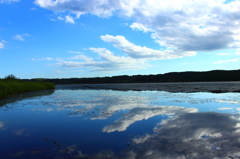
[0,0,240,79]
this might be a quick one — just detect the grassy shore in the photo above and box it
[0,79,55,99]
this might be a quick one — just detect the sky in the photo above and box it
[0,0,240,79]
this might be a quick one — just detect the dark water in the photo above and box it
[1,83,240,159]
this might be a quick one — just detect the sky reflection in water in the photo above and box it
[0,85,240,158]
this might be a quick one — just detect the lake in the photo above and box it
[1,82,240,159]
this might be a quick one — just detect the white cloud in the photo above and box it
[57,15,75,23]
[35,0,240,54]
[65,15,74,23]
[235,51,240,55]
[56,48,147,72]
[216,53,231,55]
[12,34,30,41]
[55,71,67,73]
[0,42,4,49]
[100,34,196,59]
[34,0,121,17]
[68,51,83,54]
[0,0,19,3]
[71,70,84,72]
[31,57,53,61]
[213,59,238,64]
[67,55,93,61]
[130,22,152,33]
[51,34,196,72]
[58,16,64,20]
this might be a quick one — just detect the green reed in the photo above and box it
[0,79,55,99]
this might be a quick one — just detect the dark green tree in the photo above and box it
[4,74,18,80]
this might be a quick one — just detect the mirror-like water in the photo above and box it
[1,83,240,159]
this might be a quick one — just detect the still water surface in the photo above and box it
[1,83,240,159]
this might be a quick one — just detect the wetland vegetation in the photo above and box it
[0,74,55,99]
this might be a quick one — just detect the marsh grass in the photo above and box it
[0,79,55,99]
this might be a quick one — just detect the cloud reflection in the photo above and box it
[32,108,54,112]
[102,106,197,133]
[124,112,240,159]
[215,99,239,104]
[0,121,5,131]
[43,112,240,159]
[13,129,30,136]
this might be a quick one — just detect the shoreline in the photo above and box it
[55,82,240,93]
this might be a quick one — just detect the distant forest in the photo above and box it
[26,69,240,84]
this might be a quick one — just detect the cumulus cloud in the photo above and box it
[54,34,195,72]
[35,0,240,54]
[67,54,93,61]
[12,34,30,41]
[57,15,75,23]
[34,0,121,17]
[65,15,74,23]
[213,59,238,64]
[130,22,152,33]
[101,34,196,59]
[0,0,19,3]
[56,48,147,72]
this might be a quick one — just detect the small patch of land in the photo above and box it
[0,79,55,99]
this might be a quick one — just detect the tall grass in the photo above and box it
[0,79,55,99]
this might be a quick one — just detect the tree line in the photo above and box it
[25,69,240,84]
